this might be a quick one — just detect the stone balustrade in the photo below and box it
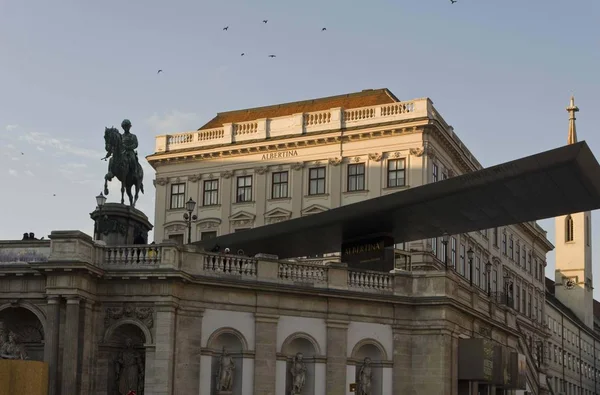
[154,98,434,153]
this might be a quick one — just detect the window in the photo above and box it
[387,159,406,188]
[236,175,253,203]
[168,234,184,245]
[516,285,521,312]
[502,232,507,255]
[272,171,289,199]
[432,163,439,182]
[522,246,526,268]
[459,244,465,275]
[586,215,591,246]
[509,236,514,260]
[431,238,437,256]
[492,269,497,292]
[493,228,498,247]
[347,163,366,191]
[170,183,186,209]
[451,237,457,269]
[309,167,326,195]
[200,231,217,240]
[527,292,532,317]
[475,256,481,287]
[203,180,219,206]
[440,237,446,261]
[521,287,526,313]
[515,242,520,265]
[566,215,574,242]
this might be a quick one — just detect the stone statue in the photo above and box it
[289,352,307,395]
[217,347,235,392]
[356,357,372,395]
[103,119,145,207]
[115,338,144,395]
[0,330,28,360]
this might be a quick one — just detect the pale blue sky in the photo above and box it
[1,0,599,288]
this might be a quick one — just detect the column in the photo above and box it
[330,162,342,208]
[345,364,356,395]
[326,320,348,395]
[255,171,267,226]
[314,361,326,395]
[79,300,97,395]
[291,166,304,217]
[44,295,61,395]
[275,359,287,394]
[152,301,178,395]
[173,307,203,395]
[241,356,255,395]
[382,367,392,394]
[392,327,412,393]
[253,313,278,395]
[61,296,81,395]
[220,176,233,234]
[199,352,212,394]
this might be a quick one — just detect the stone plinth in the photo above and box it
[217,391,233,395]
[90,203,153,246]
[0,360,49,395]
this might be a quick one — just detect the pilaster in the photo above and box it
[326,319,348,395]
[79,299,97,395]
[61,296,81,395]
[253,313,278,395]
[44,295,61,395]
[151,301,178,395]
[173,306,204,395]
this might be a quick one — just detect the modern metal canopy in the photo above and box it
[195,142,600,259]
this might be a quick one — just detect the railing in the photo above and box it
[279,262,327,283]
[491,291,514,308]
[104,245,162,265]
[156,98,430,152]
[202,253,257,277]
[348,270,393,291]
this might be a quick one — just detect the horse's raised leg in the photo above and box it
[133,182,140,206]
[126,185,134,208]
[121,184,125,205]
[104,175,110,196]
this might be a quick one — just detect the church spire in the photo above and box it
[567,96,579,145]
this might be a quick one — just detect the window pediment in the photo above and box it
[265,208,292,224]
[196,217,222,230]
[229,210,256,227]
[301,204,329,216]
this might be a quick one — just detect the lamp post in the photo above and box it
[94,192,107,240]
[485,261,492,296]
[441,233,450,270]
[467,247,474,286]
[183,198,198,244]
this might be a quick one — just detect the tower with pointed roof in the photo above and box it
[555,96,594,328]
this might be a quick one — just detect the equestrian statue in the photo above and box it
[102,119,145,207]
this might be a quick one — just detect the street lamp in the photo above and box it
[96,192,107,208]
[183,198,198,244]
[94,192,107,241]
[485,261,492,296]
[467,247,474,286]
[441,233,450,270]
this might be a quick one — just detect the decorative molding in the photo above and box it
[188,174,201,183]
[328,157,342,166]
[208,173,215,180]
[229,211,256,227]
[265,208,292,225]
[154,178,168,186]
[392,151,401,158]
[221,170,233,179]
[240,169,248,176]
[424,143,436,160]
[104,305,154,329]
[276,165,284,171]
[409,147,425,157]
[291,162,304,171]
[314,160,323,166]
[352,156,361,163]
[447,169,456,177]
[254,166,268,175]
[368,153,382,162]
[301,204,329,216]
[197,218,221,229]
[165,223,187,233]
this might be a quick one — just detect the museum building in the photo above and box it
[1,91,600,395]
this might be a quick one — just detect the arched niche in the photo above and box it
[207,327,249,395]
[100,323,148,395]
[281,333,320,395]
[0,305,45,361]
[351,339,386,395]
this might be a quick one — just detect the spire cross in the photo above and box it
[566,96,579,145]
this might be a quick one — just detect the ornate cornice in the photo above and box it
[328,157,342,166]
[409,147,424,157]
[368,152,382,162]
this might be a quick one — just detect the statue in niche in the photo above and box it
[356,357,373,395]
[115,338,144,395]
[0,329,28,360]
[217,347,235,392]
[289,352,307,395]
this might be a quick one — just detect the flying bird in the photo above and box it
[53,194,56,197]
[241,53,245,56]
[268,54,276,58]
[223,26,229,31]
[450,0,457,3]
[157,69,163,74]
[21,152,24,155]
[321,27,327,31]
[263,20,268,23]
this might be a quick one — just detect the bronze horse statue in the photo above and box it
[103,127,145,207]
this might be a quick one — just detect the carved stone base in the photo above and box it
[90,203,153,246]
[217,391,233,395]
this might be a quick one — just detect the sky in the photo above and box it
[1,0,599,290]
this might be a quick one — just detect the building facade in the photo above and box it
[147,88,554,392]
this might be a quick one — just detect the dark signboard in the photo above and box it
[341,236,394,272]
[458,338,495,382]
[510,352,527,390]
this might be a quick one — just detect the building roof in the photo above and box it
[195,141,600,259]
[197,88,400,130]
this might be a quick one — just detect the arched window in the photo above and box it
[565,215,574,242]
[586,215,591,246]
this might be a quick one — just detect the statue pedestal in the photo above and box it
[217,392,233,395]
[90,203,153,246]
[0,360,48,395]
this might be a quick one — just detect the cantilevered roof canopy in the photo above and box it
[195,142,600,258]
